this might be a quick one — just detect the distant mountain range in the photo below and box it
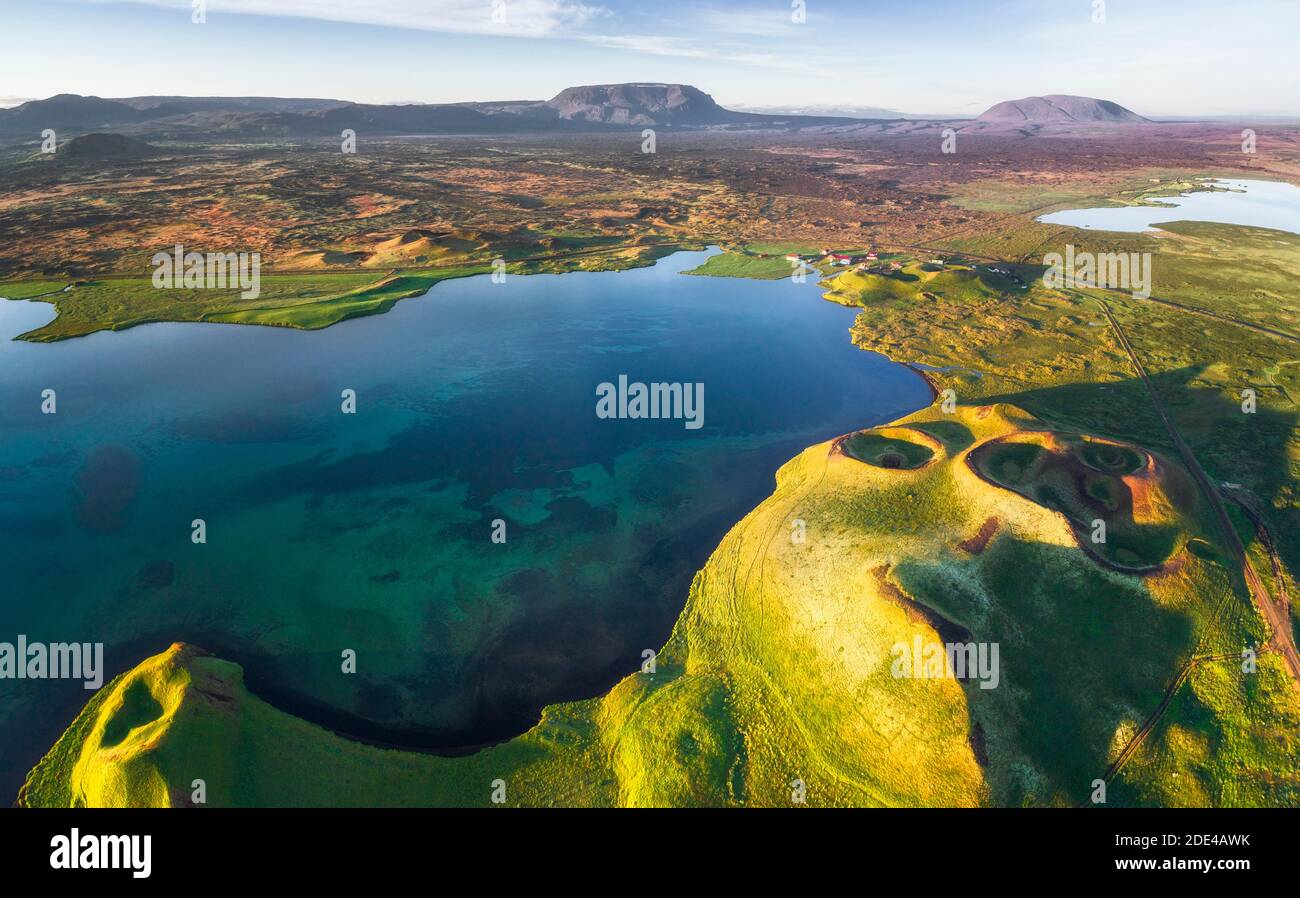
[0,85,1186,141]
[0,84,879,140]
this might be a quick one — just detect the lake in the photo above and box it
[1037,178,1300,235]
[0,248,930,796]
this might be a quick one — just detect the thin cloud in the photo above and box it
[691,5,803,39]
[576,32,843,79]
[72,0,845,77]
[81,0,605,37]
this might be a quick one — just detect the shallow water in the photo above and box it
[1037,178,1300,235]
[0,249,930,794]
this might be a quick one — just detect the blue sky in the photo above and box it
[1,0,1297,114]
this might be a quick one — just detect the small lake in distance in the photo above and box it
[1037,178,1300,235]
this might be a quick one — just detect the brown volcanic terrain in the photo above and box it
[1,122,1296,281]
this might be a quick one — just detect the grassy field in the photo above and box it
[681,243,824,280]
[0,280,68,299]
[0,240,688,341]
[682,252,799,280]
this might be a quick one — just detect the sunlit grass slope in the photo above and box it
[24,402,1291,807]
[822,260,1017,308]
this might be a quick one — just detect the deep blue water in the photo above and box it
[0,248,929,794]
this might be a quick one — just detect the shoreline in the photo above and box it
[5,249,937,788]
[0,240,700,343]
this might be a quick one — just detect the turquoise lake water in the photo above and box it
[0,249,930,795]
[1037,178,1300,235]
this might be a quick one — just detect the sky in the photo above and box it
[1,0,1297,115]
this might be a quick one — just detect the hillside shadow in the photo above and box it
[969,434,1183,570]
[983,364,1297,545]
[966,362,1298,801]
[898,533,1196,807]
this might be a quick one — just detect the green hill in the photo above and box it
[822,260,1020,309]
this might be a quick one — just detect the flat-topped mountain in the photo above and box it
[977,94,1149,124]
[546,83,748,126]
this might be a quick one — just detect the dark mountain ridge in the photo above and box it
[0,85,1164,141]
[0,83,878,140]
